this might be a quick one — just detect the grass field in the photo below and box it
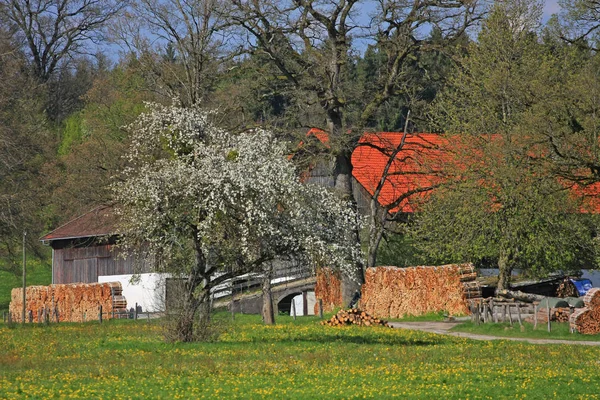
[2,314,600,399]
[452,321,600,341]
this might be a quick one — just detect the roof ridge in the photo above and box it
[40,204,114,242]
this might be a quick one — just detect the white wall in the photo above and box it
[98,273,167,312]
[290,291,316,316]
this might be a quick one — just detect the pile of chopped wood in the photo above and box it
[556,278,579,298]
[321,308,391,327]
[532,307,571,323]
[9,282,125,323]
[570,288,600,334]
[361,264,478,319]
[314,268,343,313]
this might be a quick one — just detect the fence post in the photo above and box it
[318,299,323,319]
[570,307,574,334]
[99,305,103,324]
[134,303,138,320]
[28,310,33,323]
[292,298,297,321]
[547,307,551,333]
[533,302,538,330]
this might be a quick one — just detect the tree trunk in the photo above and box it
[175,290,201,342]
[334,152,365,306]
[367,200,386,268]
[497,250,514,291]
[262,263,275,325]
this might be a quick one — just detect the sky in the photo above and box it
[543,0,561,21]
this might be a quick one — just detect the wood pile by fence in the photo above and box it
[321,308,391,327]
[361,264,479,318]
[8,282,125,323]
[570,288,600,334]
[314,268,343,313]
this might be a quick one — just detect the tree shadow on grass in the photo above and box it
[226,330,450,347]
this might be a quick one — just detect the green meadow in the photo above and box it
[1,314,600,399]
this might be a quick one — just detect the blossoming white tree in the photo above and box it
[113,103,362,341]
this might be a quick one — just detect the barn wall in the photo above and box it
[52,241,148,284]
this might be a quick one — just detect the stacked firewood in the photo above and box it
[321,309,391,327]
[570,288,600,334]
[556,278,579,298]
[314,268,343,313]
[9,282,125,323]
[361,264,477,319]
[533,307,571,323]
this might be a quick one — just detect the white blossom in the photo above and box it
[114,104,363,279]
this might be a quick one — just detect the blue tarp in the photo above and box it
[571,279,593,297]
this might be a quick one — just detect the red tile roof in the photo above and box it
[309,128,600,214]
[352,132,450,213]
[41,205,117,242]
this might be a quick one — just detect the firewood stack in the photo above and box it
[533,307,571,323]
[556,278,579,298]
[9,282,126,323]
[570,288,600,334]
[361,264,477,319]
[314,268,343,313]
[321,308,391,327]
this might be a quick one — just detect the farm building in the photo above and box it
[40,206,165,312]
[39,206,316,314]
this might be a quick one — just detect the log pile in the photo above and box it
[321,308,391,327]
[8,282,125,323]
[556,278,579,298]
[314,268,343,313]
[531,307,571,323]
[361,264,478,319]
[570,288,600,334]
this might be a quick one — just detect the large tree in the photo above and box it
[409,136,597,289]
[229,0,480,303]
[114,104,362,341]
[413,0,599,289]
[113,0,238,107]
[0,0,125,83]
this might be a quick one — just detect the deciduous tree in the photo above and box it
[114,104,362,340]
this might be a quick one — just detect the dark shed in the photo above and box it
[41,206,146,284]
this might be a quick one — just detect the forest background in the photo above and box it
[2,0,600,302]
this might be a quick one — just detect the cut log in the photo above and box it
[321,309,391,328]
[496,289,546,303]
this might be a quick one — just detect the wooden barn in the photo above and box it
[40,206,148,284]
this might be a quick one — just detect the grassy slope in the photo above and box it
[0,258,52,313]
[1,314,600,399]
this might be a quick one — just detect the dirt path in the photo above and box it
[388,321,600,346]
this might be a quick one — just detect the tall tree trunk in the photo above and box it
[262,263,275,325]
[497,250,514,291]
[367,200,387,268]
[334,151,365,305]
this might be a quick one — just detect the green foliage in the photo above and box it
[0,257,52,313]
[374,233,426,267]
[58,112,85,156]
[417,0,600,287]
[1,314,600,398]
[409,138,598,281]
